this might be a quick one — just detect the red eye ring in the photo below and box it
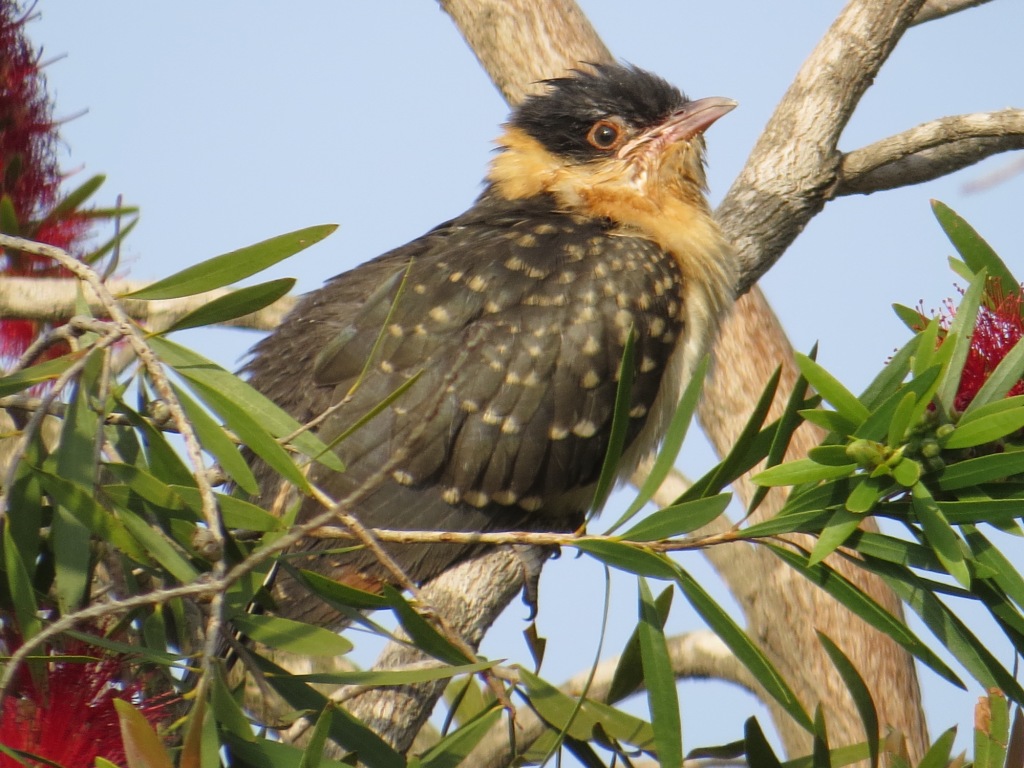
[587,119,624,150]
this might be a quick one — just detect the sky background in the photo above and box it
[30,0,1024,761]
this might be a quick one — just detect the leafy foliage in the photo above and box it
[2,202,1024,768]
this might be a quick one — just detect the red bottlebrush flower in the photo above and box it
[0,2,90,364]
[0,633,172,768]
[938,280,1024,412]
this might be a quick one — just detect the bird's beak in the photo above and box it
[619,96,737,161]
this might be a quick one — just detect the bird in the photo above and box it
[244,64,737,627]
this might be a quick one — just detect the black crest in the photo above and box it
[510,64,688,161]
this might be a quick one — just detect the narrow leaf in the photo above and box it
[590,328,635,512]
[744,718,783,768]
[610,355,709,530]
[298,704,334,768]
[115,699,175,768]
[769,545,963,688]
[817,632,879,768]
[912,482,971,588]
[754,458,856,487]
[167,277,295,332]
[230,613,352,657]
[808,510,862,566]
[675,566,813,731]
[932,200,1016,289]
[943,407,1024,449]
[795,354,870,425]
[125,224,336,299]
[619,494,731,541]
[936,269,987,413]
[576,540,680,580]
[638,578,683,767]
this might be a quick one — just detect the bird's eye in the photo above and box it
[587,119,624,150]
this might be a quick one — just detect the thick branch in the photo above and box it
[719,0,928,293]
[837,109,1024,195]
[0,275,294,331]
[911,0,996,25]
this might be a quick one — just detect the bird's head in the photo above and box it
[488,64,735,223]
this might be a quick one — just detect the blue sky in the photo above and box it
[33,1,1024,759]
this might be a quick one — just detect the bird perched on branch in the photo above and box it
[245,64,736,625]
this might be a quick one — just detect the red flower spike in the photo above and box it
[0,633,173,768]
[938,279,1024,412]
[0,2,90,364]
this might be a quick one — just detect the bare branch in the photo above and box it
[0,275,294,331]
[911,0,996,25]
[719,0,929,293]
[838,109,1024,195]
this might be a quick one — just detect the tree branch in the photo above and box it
[837,109,1024,195]
[0,275,295,331]
[911,0,996,25]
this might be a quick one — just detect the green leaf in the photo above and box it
[608,586,673,704]
[890,457,922,488]
[932,200,1017,290]
[936,269,988,413]
[860,333,920,409]
[0,355,76,396]
[115,699,176,768]
[32,469,149,563]
[944,407,1024,449]
[749,363,816,514]
[52,377,99,613]
[116,506,200,583]
[869,558,1023,701]
[960,394,1024,426]
[744,718,783,768]
[859,367,942,444]
[963,527,1024,613]
[608,355,709,531]
[768,546,963,689]
[963,335,1024,414]
[817,632,879,768]
[590,328,635,512]
[795,354,870,426]
[912,482,971,587]
[808,510,862,566]
[418,708,504,768]
[125,225,336,300]
[619,494,731,541]
[684,367,781,501]
[298,703,334,768]
[917,728,957,768]
[638,578,683,768]
[976,691,1010,768]
[799,409,859,436]
[288,659,497,687]
[517,667,597,741]
[167,277,296,332]
[249,654,405,768]
[892,303,927,334]
[576,540,680,580]
[3,520,41,639]
[147,336,342,472]
[42,174,106,224]
[170,382,259,495]
[675,566,812,731]
[911,318,941,377]
[938,452,1024,490]
[230,613,353,656]
[812,706,832,768]
[382,585,473,665]
[298,569,390,611]
[808,446,855,466]
[753,458,856,487]
[180,373,309,491]
[845,475,893,514]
